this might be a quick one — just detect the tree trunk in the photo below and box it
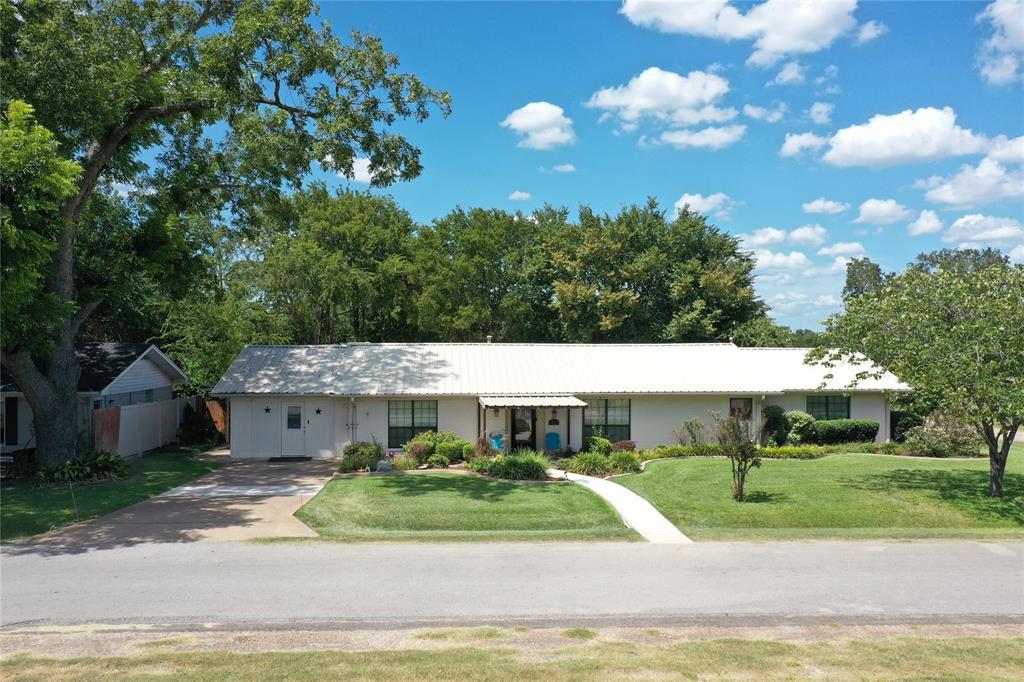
[980,419,1017,498]
[31,385,81,467]
[988,450,1006,498]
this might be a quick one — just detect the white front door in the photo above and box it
[282,403,305,456]
[304,398,334,457]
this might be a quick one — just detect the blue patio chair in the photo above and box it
[488,432,505,451]
[545,432,560,451]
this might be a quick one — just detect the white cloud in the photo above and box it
[788,224,829,246]
[659,124,747,150]
[815,64,839,84]
[907,210,944,236]
[769,61,806,85]
[822,107,990,167]
[829,256,853,273]
[809,101,834,125]
[779,131,827,157]
[944,214,1024,248]
[508,190,532,201]
[919,157,1024,208]
[855,20,888,45]
[802,197,849,214]
[675,191,735,219]
[769,291,839,314]
[817,241,865,256]
[351,158,373,183]
[976,0,1024,84]
[743,102,786,123]
[855,198,913,224]
[620,0,859,66]
[1010,243,1024,263]
[552,163,576,173]
[754,249,812,270]
[989,135,1024,164]
[586,67,736,128]
[738,226,787,248]
[501,102,576,150]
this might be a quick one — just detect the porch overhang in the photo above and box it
[478,395,587,409]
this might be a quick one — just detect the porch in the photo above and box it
[477,396,588,455]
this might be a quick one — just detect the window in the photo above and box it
[806,395,850,420]
[730,398,753,420]
[144,389,154,403]
[584,398,630,442]
[388,400,438,448]
[286,405,302,430]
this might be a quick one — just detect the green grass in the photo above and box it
[616,453,1024,540]
[294,472,638,542]
[0,445,221,542]
[4,637,1023,680]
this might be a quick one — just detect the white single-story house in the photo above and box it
[212,343,908,459]
[1,343,189,454]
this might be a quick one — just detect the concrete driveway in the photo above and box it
[11,458,336,554]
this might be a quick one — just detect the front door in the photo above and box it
[511,408,535,451]
[282,403,305,456]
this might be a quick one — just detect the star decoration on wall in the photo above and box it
[315,408,322,415]
[264,406,271,414]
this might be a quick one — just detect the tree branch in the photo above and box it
[139,0,216,81]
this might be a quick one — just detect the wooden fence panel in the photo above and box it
[92,406,121,454]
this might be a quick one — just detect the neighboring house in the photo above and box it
[212,343,908,460]
[1,343,189,454]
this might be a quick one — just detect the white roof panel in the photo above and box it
[212,343,908,396]
[479,395,588,408]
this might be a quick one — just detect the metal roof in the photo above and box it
[479,395,588,408]
[212,343,908,396]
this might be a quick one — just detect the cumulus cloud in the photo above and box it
[855,198,913,224]
[944,214,1024,248]
[989,135,1024,163]
[855,20,888,45]
[501,102,576,150]
[779,131,827,157]
[906,210,944,236]
[658,124,747,150]
[769,291,840,314]
[349,158,373,183]
[586,67,736,128]
[788,224,829,246]
[1010,243,1024,263]
[809,101,834,124]
[540,163,576,173]
[754,250,812,269]
[802,197,849,214]
[619,0,859,66]
[738,226,787,247]
[508,190,532,201]
[769,61,806,85]
[743,102,786,123]
[822,107,989,167]
[817,241,865,256]
[675,191,735,219]
[976,0,1024,85]
[919,157,1024,208]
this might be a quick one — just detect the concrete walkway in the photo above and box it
[548,468,692,544]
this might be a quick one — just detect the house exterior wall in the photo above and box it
[767,392,890,443]
[103,357,175,398]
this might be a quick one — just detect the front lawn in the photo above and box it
[0,445,221,542]
[616,453,1024,540]
[294,471,639,542]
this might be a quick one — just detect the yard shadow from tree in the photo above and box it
[739,491,788,504]
[841,469,1024,526]
[368,472,566,503]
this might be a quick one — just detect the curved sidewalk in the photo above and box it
[548,468,692,544]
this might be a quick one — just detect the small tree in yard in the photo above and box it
[809,258,1024,497]
[713,412,760,501]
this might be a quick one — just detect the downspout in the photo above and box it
[349,397,357,443]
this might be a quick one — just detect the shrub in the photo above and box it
[784,411,816,445]
[405,442,431,465]
[692,444,723,457]
[462,442,477,461]
[566,452,610,476]
[903,418,983,458]
[757,445,826,459]
[426,453,450,469]
[468,456,493,474]
[487,450,549,480]
[813,419,879,444]
[582,436,613,456]
[375,459,393,473]
[338,441,383,473]
[713,413,760,502]
[891,411,925,442]
[761,405,788,446]
[474,437,498,459]
[611,440,637,452]
[37,451,128,483]
[879,441,910,456]
[403,430,461,458]
[391,454,419,470]
[608,450,641,474]
[674,417,706,446]
[642,445,687,460]
[435,440,470,462]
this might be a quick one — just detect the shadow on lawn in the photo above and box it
[368,472,562,503]
[842,469,1024,526]
[740,491,787,504]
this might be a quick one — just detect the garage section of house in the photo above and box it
[213,343,906,459]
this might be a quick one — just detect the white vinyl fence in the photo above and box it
[116,398,185,458]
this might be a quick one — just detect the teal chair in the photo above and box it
[545,432,560,451]
[488,432,504,451]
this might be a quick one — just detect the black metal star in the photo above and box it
[264,406,271,414]
[315,408,322,415]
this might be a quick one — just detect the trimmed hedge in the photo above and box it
[813,419,879,444]
[426,453,450,469]
[435,440,471,462]
[338,441,383,473]
[891,411,925,442]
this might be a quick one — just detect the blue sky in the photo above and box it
[308,1,1024,330]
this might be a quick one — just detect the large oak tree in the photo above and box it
[0,0,449,464]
